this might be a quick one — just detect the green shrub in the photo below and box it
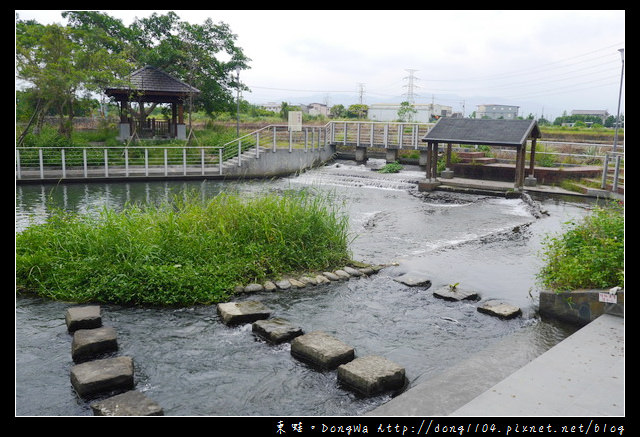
[537,201,624,291]
[16,189,351,306]
[378,161,403,173]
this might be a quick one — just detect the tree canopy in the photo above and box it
[16,11,250,138]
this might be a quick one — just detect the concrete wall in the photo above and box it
[539,289,624,326]
[223,144,336,178]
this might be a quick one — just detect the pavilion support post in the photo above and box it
[431,142,438,181]
[514,145,523,190]
[441,143,454,179]
[525,138,538,186]
[176,103,186,140]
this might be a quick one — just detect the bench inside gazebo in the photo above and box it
[105,66,200,141]
[421,118,541,190]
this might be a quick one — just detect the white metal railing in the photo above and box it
[15,145,225,180]
[601,151,624,192]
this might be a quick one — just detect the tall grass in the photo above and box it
[16,189,351,306]
[537,201,624,291]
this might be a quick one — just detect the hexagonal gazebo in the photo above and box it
[105,66,200,141]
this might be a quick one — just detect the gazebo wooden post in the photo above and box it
[431,142,438,180]
[514,145,523,190]
[528,137,537,178]
[446,143,452,168]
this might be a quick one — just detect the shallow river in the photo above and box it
[15,160,595,416]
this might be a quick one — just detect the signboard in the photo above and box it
[599,292,618,304]
[288,111,302,132]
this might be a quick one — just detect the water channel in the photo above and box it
[15,159,596,416]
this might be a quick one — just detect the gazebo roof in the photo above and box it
[105,66,200,103]
[422,118,541,147]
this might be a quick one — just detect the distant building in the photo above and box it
[368,103,452,123]
[304,103,330,117]
[571,110,610,123]
[259,102,282,113]
[476,104,519,120]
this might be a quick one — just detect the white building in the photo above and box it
[304,103,329,117]
[368,103,452,122]
[476,104,519,119]
[259,102,282,113]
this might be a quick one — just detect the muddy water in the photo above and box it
[15,160,593,416]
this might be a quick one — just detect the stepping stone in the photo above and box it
[71,326,118,363]
[252,318,304,344]
[290,331,355,370]
[90,390,164,416]
[393,273,432,288]
[243,283,264,293]
[299,276,318,286]
[289,278,306,288]
[334,270,351,280]
[322,272,340,281]
[217,301,271,326]
[263,281,277,292]
[337,355,406,396]
[477,301,521,319]
[65,305,102,333]
[275,279,291,290]
[315,274,331,285]
[433,286,479,302]
[359,267,375,275]
[70,356,134,398]
[343,266,363,277]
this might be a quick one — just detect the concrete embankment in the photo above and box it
[369,289,624,416]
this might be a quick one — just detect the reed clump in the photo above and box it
[16,189,351,306]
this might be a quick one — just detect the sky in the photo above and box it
[16,9,625,121]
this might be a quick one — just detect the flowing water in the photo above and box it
[15,159,595,416]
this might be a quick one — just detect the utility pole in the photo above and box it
[357,83,366,105]
[402,69,419,104]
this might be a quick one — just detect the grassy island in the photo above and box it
[16,189,352,306]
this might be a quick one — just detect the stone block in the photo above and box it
[70,356,134,398]
[243,283,264,293]
[252,318,303,344]
[290,331,355,370]
[289,278,306,288]
[337,355,406,396]
[217,301,271,326]
[477,301,521,319]
[433,286,479,302]
[334,270,350,280]
[343,266,363,277]
[275,279,292,290]
[393,273,432,288]
[72,326,118,363]
[91,390,164,416]
[322,272,340,281]
[65,305,102,333]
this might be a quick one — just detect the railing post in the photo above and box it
[104,148,109,177]
[370,123,374,147]
[124,148,129,177]
[384,124,389,148]
[144,148,149,176]
[398,124,403,149]
[83,149,88,178]
[612,154,621,192]
[356,123,361,147]
[183,148,187,175]
[16,149,21,180]
[601,153,609,189]
[164,148,168,176]
[61,148,66,179]
[39,148,44,179]
[238,140,242,166]
[289,131,293,152]
[219,148,223,175]
[273,126,277,152]
[256,132,260,158]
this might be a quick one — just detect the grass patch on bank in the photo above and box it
[537,200,624,291]
[16,189,352,306]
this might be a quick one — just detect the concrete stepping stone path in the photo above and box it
[217,301,271,326]
[477,301,522,319]
[90,390,164,416]
[65,305,102,333]
[252,318,304,344]
[290,331,355,370]
[71,326,118,363]
[337,355,406,396]
[70,356,134,398]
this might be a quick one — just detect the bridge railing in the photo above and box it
[329,121,435,149]
[15,145,226,180]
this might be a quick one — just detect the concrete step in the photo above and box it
[70,356,134,398]
[290,331,355,370]
[71,326,118,363]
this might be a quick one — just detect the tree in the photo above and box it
[396,101,416,122]
[63,11,250,116]
[16,15,131,141]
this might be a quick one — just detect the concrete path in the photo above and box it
[369,314,624,417]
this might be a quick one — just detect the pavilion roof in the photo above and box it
[422,118,540,147]
[105,66,200,102]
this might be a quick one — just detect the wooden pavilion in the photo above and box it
[421,118,541,190]
[105,66,200,140]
